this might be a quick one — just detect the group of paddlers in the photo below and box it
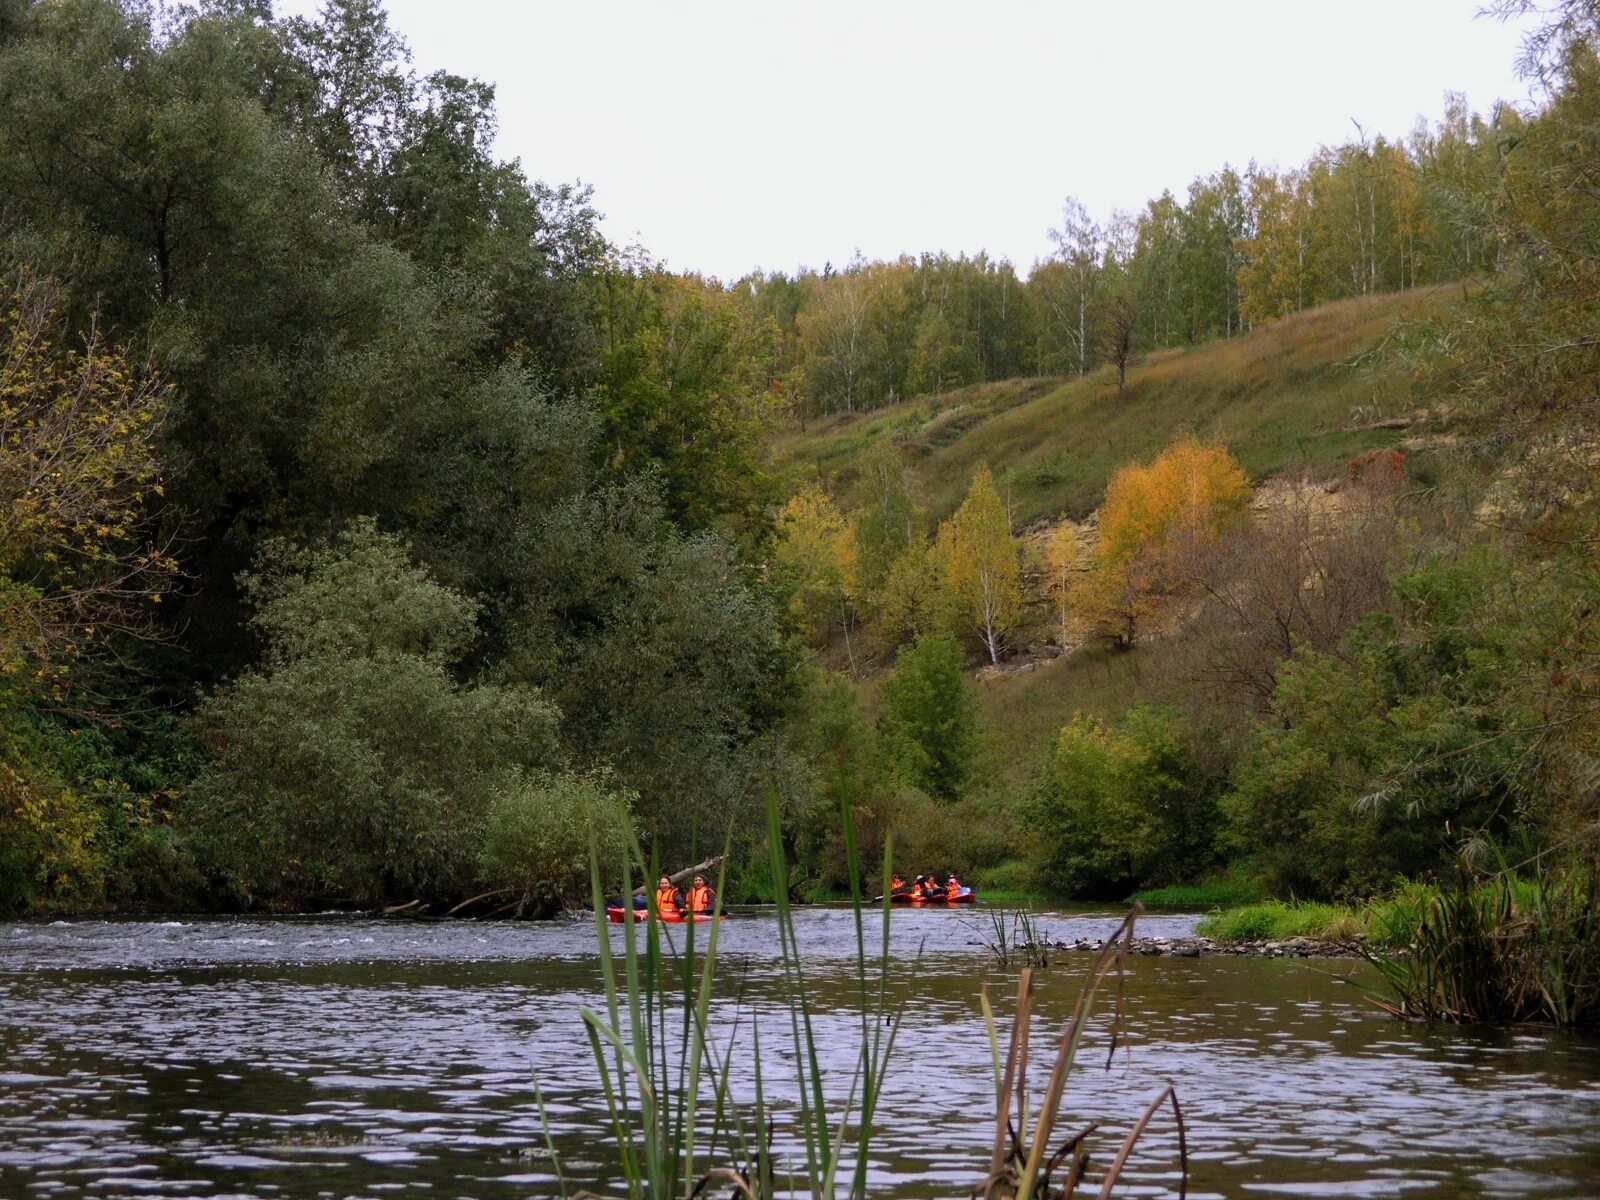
[654,873,717,918]
[889,872,965,901]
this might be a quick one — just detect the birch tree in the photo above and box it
[936,465,1021,665]
[1043,522,1079,648]
[1046,196,1103,376]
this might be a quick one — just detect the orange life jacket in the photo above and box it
[655,885,680,915]
[687,884,714,913]
[945,879,961,896]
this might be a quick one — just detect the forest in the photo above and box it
[0,0,1596,976]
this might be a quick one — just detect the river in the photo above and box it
[2,907,1598,1198]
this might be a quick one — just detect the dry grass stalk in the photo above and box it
[974,905,1187,1200]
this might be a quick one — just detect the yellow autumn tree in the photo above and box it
[1,271,175,684]
[1,267,175,905]
[1042,522,1079,648]
[772,485,857,644]
[1073,436,1251,646]
[935,464,1021,665]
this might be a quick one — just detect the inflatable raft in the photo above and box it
[605,905,723,924]
[889,888,977,906]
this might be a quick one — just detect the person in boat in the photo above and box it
[655,874,685,917]
[946,874,964,898]
[890,873,909,896]
[686,873,717,914]
[922,875,948,901]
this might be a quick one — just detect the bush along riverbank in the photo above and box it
[1187,874,1600,1026]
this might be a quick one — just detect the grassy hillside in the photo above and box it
[778,287,1454,795]
[775,286,1451,527]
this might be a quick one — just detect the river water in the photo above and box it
[2,907,1597,1199]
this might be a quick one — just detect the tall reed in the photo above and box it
[976,906,1188,1200]
[975,907,1054,969]
[535,802,1189,1197]
[536,787,903,1199]
[1364,870,1600,1028]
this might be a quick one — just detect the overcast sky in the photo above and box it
[277,1,1541,281]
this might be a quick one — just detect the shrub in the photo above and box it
[1027,705,1220,899]
[183,524,563,908]
[478,771,631,915]
[1221,548,1535,900]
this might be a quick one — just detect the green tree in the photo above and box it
[874,542,958,652]
[876,633,976,803]
[1029,707,1216,899]
[183,523,563,908]
[547,532,784,857]
[598,266,780,534]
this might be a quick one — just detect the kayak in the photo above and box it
[606,905,723,924]
[889,888,977,906]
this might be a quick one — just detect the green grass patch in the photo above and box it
[1129,879,1265,908]
[1196,899,1368,944]
[977,888,1054,907]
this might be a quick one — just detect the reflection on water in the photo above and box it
[2,908,1598,1198]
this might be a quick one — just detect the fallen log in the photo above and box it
[443,887,516,918]
[631,853,728,896]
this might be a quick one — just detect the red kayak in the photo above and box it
[606,906,723,924]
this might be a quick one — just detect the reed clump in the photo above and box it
[535,790,901,1200]
[1364,872,1600,1028]
[535,795,1189,1198]
[975,907,1188,1199]
[976,907,1056,969]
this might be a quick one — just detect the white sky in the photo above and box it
[278,1,1541,281]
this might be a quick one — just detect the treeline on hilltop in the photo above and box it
[1,0,1597,965]
[726,91,1508,417]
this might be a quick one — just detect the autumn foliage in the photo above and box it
[772,485,857,639]
[935,464,1021,664]
[0,273,174,685]
[1072,436,1251,645]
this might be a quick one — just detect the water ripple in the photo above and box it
[2,912,1598,1198]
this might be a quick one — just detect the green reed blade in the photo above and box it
[529,1062,568,1196]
